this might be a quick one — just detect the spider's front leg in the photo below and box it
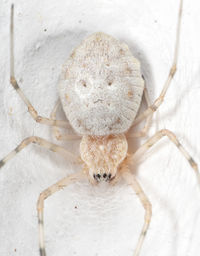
[37,171,85,256]
[121,166,152,256]
[0,136,81,169]
[129,129,199,185]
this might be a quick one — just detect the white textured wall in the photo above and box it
[0,0,200,256]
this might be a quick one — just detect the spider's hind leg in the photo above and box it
[50,99,81,141]
[10,5,69,128]
[132,0,183,126]
[127,77,153,138]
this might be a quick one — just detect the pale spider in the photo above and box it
[0,0,199,256]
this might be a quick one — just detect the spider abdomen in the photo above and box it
[59,32,144,136]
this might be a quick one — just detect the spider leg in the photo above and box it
[0,136,81,169]
[37,171,85,256]
[50,99,81,141]
[128,129,199,184]
[127,78,152,138]
[132,0,183,127]
[10,5,69,128]
[122,168,152,256]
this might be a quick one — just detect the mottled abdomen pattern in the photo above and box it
[59,32,144,136]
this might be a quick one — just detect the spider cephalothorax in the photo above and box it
[80,134,128,183]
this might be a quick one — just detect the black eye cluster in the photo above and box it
[93,173,112,182]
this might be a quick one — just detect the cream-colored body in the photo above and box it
[2,2,199,256]
[59,32,144,136]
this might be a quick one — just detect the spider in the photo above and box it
[0,0,199,256]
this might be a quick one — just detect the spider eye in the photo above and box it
[93,173,113,182]
[93,173,101,181]
[103,173,107,178]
